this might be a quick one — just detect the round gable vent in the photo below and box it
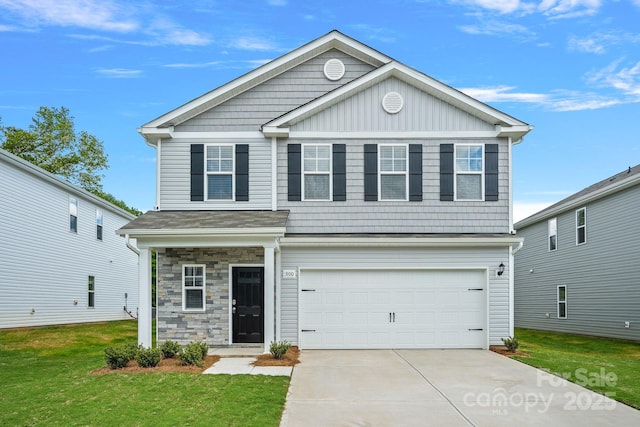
[324,58,345,81]
[382,91,404,114]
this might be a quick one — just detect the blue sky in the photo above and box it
[1,0,639,221]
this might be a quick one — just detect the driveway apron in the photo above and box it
[279,349,640,427]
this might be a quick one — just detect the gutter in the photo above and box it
[511,240,524,255]
[125,234,140,255]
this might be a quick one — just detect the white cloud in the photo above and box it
[96,68,143,78]
[587,59,640,97]
[460,85,549,103]
[453,0,602,18]
[458,20,532,37]
[147,18,211,46]
[229,36,281,51]
[163,59,272,70]
[568,35,606,54]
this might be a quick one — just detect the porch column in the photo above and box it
[264,245,275,353]
[138,248,152,348]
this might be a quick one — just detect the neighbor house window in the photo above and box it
[303,144,331,200]
[206,145,234,200]
[576,207,586,245]
[548,218,557,251]
[69,197,78,233]
[379,144,408,200]
[183,265,205,311]
[455,145,483,200]
[96,208,103,241]
[88,276,95,308]
[557,285,567,319]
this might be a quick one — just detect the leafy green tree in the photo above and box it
[0,106,108,192]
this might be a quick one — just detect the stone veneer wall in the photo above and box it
[157,247,264,347]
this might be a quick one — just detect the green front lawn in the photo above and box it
[0,321,289,426]
[514,328,640,409]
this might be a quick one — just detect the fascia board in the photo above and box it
[136,235,281,249]
[280,236,523,247]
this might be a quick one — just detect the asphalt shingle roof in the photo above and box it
[118,210,289,232]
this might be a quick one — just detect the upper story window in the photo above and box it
[183,264,206,311]
[96,208,103,241]
[576,207,586,245]
[303,144,332,200]
[69,197,78,233]
[455,145,483,201]
[206,145,234,200]
[379,144,408,200]
[548,218,557,251]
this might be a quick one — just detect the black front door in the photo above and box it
[232,267,264,343]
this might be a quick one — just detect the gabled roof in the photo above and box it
[0,147,135,220]
[261,61,531,142]
[138,30,391,144]
[515,164,640,229]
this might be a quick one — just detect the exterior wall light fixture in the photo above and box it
[497,263,505,276]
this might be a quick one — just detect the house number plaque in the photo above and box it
[282,269,297,280]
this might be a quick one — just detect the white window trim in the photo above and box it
[88,275,95,308]
[205,143,235,201]
[576,207,586,245]
[548,217,557,252]
[378,143,409,201]
[453,144,485,202]
[182,264,206,312]
[69,196,78,233]
[302,143,332,201]
[96,208,103,241]
[557,285,567,319]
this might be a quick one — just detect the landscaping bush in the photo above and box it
[502,336,520,353]
[104,346,132,369]
[124,343,143,360]
[160,340,182,359]
[179,342,205,367]
[269,341,291,360]
[195,341,209,359]
[136,347,162,368]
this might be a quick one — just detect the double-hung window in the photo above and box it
[576,207,586,245]
[206,145,234,200]
[557,285,567,319]
[183,265,205,311]
[69,197,78,233]
[88,276,95,308]
[303,144,331,200]
[548,218,557,251]
[96,208,103,241]
[455,145,483,200]
[379,144,407,200]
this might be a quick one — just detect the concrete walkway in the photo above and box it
[280,349,640,427]
[203,357,292,376]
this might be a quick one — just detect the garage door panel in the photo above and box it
[299,269,486,349]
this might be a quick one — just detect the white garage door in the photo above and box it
[299,269,486,349]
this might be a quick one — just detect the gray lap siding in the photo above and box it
[157,247,263,347]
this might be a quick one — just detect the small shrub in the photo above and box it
[160,340,182,359]
[104,346,131,369]
[136,347,162,368]
[179,342,205,367]
[502,336,520,353]
[195,341,209,359]
[124,343,143,360]
[270,341,291,360]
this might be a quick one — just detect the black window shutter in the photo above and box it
[440,144,454,201]
[190,144,204,201]
[332,144,346,201]
[364,144,378,201]
[287,144,301,201]
[409,144,423,202]
[235,144,249,201]
[485,144,499,201]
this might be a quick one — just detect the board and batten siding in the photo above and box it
[159,139,272,210]
[278,138,510,233]
[279,246,511,346]
[292,77,495,133]
[0,156,139,329]
[175,50,376,133]
[514,184,640,341]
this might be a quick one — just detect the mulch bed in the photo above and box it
[490,345,530,358]
[91,355,221,375]
[252,346,300,367]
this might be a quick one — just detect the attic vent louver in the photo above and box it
[382,92,404,114]
[324,58,345,81]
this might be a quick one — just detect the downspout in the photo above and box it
[125,234,140,255]
[508,240,523,338]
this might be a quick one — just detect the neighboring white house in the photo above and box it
[119,30,532,351]
[0,148,139,329]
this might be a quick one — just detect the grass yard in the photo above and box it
[0,321,289,426]
[514,328,640,409]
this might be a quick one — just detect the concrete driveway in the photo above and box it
[280,350,640,427]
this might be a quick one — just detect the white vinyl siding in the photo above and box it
[183,264,206,311]
[379,144,408,201]
[557,285,567,319]
[303,144,331,201]
[576,207,586,245]
[206,145,234,200]
[548,218,557,251]
[455,144,483,201]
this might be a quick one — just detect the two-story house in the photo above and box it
[0,148,139,329]
[118,31,531,351]
[514,165,640,341]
